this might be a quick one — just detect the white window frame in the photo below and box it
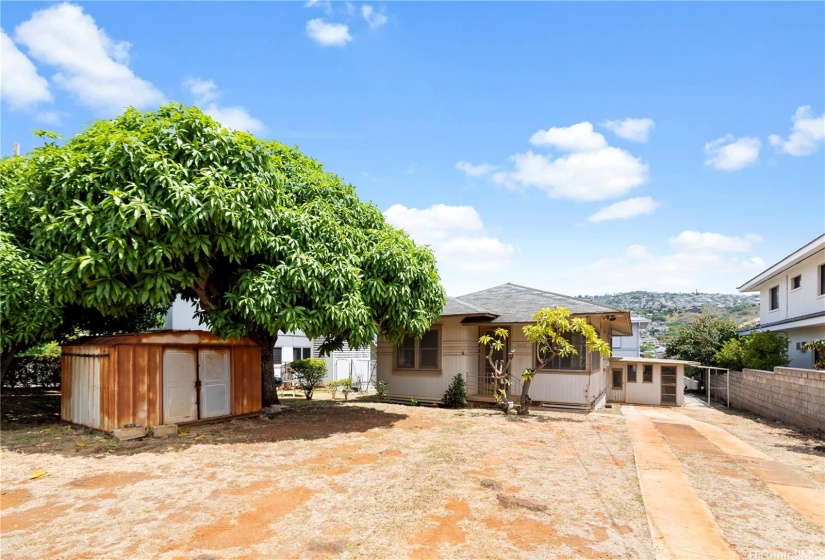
[790,275,802,291]
[769,285,780,312]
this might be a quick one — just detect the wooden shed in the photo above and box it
[61,331,261,432]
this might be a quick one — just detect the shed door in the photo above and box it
[163,349,197,424]
[199,349,231,418]
[661,366,677,405]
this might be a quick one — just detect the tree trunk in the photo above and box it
[248,330,280,407]
[0,348,18,389]
[518,375,533,416]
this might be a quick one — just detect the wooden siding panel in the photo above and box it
[231,348,241,414]
[249,346,261,412]
[134,346,149,427]
[116,345,134,429]
[147,346,162,427]
[61,352,72,422]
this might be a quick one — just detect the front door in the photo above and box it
[610,367,625,402]
[163,349,197,424]
[479,327,509,396]
[661,366,677,405]
[199,349,231,418]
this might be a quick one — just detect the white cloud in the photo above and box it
[704,135,761,171]
[361,5,388,29]
[184,77,219,105]
[668,231,762,253]
[183,77,265,134]
[602,118,654,143]
[305,0,333,15]
[35,111,63,125]
[768,106,825,156]
[587,196,661,223]
[491,147,648,201]
[456,160,496,176]
[561,234,766,294]
[306,18,352,47]
[14,3,164,114]
[530,122,607,152]
[384,204,516,275]
[202,104,265,134]
[0,29,52,110]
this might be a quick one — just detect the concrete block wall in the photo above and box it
[720,367,824,432]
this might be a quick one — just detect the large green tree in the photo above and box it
[4,104,445,406]
[665,315,739,366]
[1,155,167,382]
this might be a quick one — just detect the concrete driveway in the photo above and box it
[623,405,824,560]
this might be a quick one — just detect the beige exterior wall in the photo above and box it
[377,316,479,402]
[378,316,615,408]
[607,361,685,406]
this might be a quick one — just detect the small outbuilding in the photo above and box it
[607,356,698,407]
[61,331,261,432]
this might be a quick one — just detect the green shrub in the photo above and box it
[442,373,467,408]
[329,378,353,400]
[714,338,744,371]
[291,358,327,400]
[742,331,789,371]
[376,380,388,399]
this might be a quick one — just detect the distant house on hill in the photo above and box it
[737,234,825,369]
[377,283,694,410]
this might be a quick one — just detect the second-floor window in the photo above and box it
[820,264,825,296]
[769,286,779,311]
[791,275,801,290]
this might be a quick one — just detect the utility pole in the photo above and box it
[12,142,20,156]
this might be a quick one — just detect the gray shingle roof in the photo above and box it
[442,296,497,317]
[454,283,622,324]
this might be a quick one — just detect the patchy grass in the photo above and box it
[2,393,821,559]
[1,395,654,559]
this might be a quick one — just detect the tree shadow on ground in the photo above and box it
[1,391,408,458]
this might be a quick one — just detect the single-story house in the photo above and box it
[61,330,261,432]
[377,283,693,410]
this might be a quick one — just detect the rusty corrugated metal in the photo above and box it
[62,331,261,431]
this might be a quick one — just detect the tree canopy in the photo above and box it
[3,104,445,405]
[664,315,739,366]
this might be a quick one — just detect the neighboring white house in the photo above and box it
[162,296,374,387]
[738,234,825,369]
[611,316,651,358]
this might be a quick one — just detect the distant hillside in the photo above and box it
[579,291,759,344]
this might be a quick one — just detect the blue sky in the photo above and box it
[2,2,823,297]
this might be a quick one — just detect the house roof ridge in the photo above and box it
[461,282,625,313]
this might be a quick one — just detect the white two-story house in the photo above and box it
[738,234,825,369]
[611,316,651,358]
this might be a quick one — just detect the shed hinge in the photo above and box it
[195,380,202,390]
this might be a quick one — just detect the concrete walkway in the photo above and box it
[623,405,825,560]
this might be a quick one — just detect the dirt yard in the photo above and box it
[1,391,823,559]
